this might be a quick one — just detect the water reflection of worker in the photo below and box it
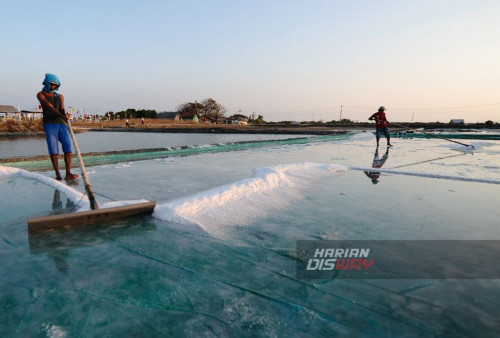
[52,190,63,214]
[364,146,390,184]
[49,189,76,272]
[52,188,76,215]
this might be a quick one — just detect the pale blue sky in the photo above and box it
[2,0,499,122]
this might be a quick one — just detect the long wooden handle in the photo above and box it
[392,123,474,148]
[66,120,98,209]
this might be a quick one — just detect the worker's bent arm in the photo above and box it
[37,92,66,119]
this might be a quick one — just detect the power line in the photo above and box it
[231,102,500,116]
[228,106,340,115]
[344,102,500,111]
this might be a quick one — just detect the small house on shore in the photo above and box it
[0,105,18,113]
[199,116,212,123]
[157,112,180,121]
[180,112,199,122]
[1,105,20,120]
[230,114,249,125]
[449,119,465,124]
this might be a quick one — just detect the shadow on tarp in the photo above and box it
[28,217,156,271]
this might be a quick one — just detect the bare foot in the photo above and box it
[55,175,62,181]
[65,173,79,181]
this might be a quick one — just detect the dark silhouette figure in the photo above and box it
[364,146,390,184]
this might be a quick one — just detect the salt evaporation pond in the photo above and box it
[0,131,310,159]
[1,132,499,336]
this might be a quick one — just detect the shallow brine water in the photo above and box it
[1,132,499,337]
[0,131,310,159]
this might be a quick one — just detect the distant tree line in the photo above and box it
[176,98,226,120]
[248,113,265,124]
[113,108,158,119]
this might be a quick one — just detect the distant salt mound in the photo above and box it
[153,163,348,238]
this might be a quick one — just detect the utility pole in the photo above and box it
[339,105,343,122]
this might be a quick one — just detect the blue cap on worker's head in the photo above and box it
[378,106,386,112]
[42,73,61,93]
[43,73,60,86]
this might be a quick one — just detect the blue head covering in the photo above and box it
[42,73,61,95]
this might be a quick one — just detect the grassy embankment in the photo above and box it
[0,119,43,133]
[1,117,497,133]
[72,119,249,129]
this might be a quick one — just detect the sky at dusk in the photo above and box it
[2,0,500,122]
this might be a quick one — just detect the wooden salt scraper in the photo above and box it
[28,120,156,231]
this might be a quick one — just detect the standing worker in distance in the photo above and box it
[37,73,79,181]
[369,106,392,147]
